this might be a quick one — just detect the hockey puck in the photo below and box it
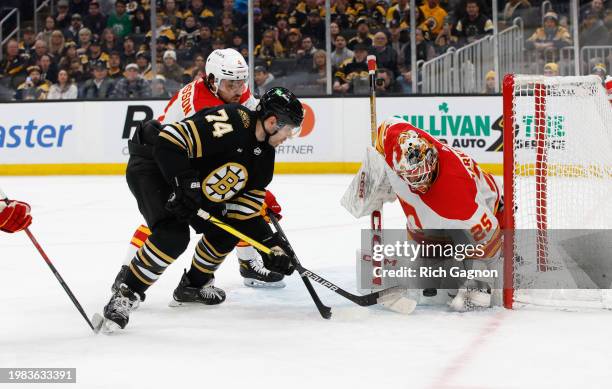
[423,288,437,297]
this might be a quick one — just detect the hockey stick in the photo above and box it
[197,210,415,314]
[0,188,97,333]
[268,214,415,314]
[197,209,331,319]
[366,55,385,289]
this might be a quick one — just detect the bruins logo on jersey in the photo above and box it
[203,162,248,202]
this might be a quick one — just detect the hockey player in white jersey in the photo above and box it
[113,48,286,295]
[345,117,503,311]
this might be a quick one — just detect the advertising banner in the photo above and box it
[0,96,504,175]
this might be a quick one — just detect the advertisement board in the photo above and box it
[0,96,503,175]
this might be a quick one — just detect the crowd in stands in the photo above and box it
[0,0,610,100]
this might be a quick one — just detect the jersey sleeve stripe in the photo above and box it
[226,210,261,220]
[159,132,187,150]
[248,189,267,197]
[242,192,265,203]
[186,119,203,158]
[232,196,263,210]
[174,122,194,157]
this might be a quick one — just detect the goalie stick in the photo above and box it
[0,188,98,333]
[366,55,384,288]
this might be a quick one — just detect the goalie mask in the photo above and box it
[392,130,438,193]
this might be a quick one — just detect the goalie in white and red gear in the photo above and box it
[118,48,286,291]
[376,117,503,310]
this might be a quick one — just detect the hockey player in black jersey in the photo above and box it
[101,87,304,332]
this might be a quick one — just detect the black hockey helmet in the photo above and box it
[256,87,304,137]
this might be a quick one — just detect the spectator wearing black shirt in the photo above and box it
[30,39,50,67]
[101,28,121,54]
[371,31,398,77]
[580,9,610,46]
[55,0,72,30]
[38,54,58,84]
[296,36,316,72]
[334,42,369,94]
[239,8,266,45]
[301,10,326,47]
[284,28,302,58]
[184,0,216,26]
[194,24,214,58]
[19,27,37,59]
[348,18,373,51]
[290,0,322,28]
[375,68,402,95]
[70,0,90,18]
[452,0,493,45]
[179,15,201,50]
[121,36,137,65]
[84,0,107,36]
[64,13,84,43]
[86,38,110,73]
[108,51,124,80]
[254,29,285,62]
[1,39,28,89]
[132,7,151,35]
[399,28,435,70]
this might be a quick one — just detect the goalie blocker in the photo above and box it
[342,117,504,311]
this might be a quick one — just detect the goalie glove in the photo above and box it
[341,146,396,218]
[0,200,33,233]
[260,232,295,275]
[165,170,203,220]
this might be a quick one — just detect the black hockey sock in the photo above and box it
[186,236,230,287]
[124,266,150,297]
[185,267,214,288]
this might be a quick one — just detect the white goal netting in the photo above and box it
[505,75,612,309]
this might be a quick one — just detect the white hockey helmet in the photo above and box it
[205,48,249,90]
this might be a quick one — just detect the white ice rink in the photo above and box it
[1,175,611,389]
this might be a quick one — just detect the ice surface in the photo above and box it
[1,175,611,389]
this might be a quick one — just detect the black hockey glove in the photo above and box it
[260,232,295,275]
[165,170,203,220]
[202,202,227,219]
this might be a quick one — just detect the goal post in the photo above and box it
[503,73,612,309]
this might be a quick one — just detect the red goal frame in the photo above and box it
[502,74,549,309]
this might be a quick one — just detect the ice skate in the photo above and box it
[169,270,226,307]
[111,265,146,303]
[102,283,141,333]
[239,258,285,288]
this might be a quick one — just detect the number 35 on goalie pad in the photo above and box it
[341,147,396,218]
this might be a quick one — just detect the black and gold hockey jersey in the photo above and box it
[155,103,275,222]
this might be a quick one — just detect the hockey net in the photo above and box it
[503,74,612,309]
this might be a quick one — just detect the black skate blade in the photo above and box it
[91,313,104,334]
